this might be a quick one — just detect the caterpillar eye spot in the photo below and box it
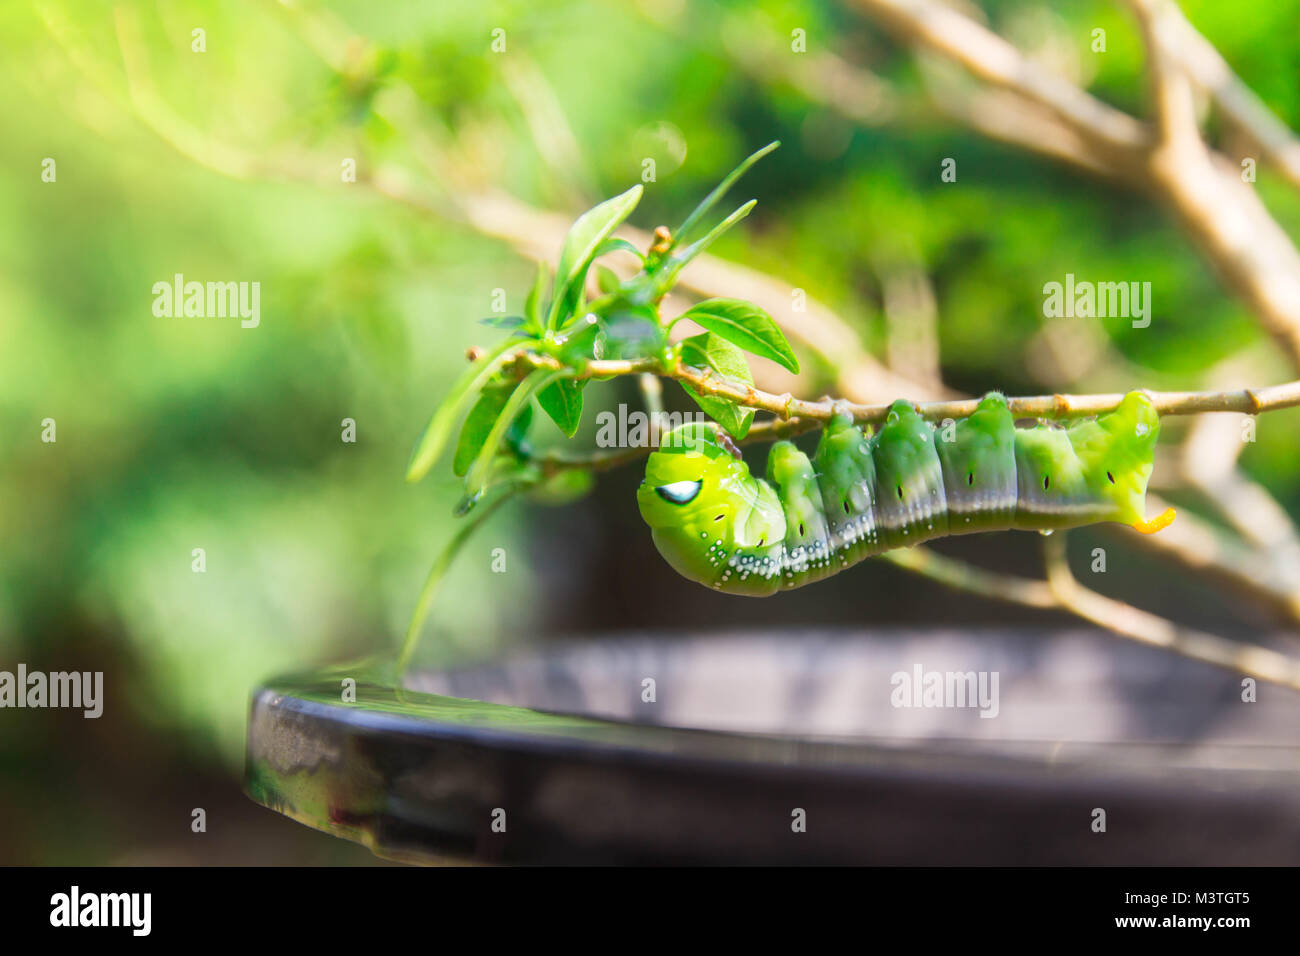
[655,479,703,505]
[714,514,725,522]
[1107,471,1115,484]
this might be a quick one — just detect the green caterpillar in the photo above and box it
[637,391,1175,596]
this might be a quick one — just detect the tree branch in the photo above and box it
[1142,0,1300,192]
[848,0,1150,156]
[1109,492,1300,624]
[1127,0,1203,155]
[843,0,1300,372]
[1042,532,1300,690]
[881,538,1300,691]
[518,349,1300,426]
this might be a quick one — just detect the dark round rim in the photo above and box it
[245,631,1300,865]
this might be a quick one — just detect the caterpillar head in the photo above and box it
[638,422,743,525]
[638,423,778,589]
[1074,391,1174,533]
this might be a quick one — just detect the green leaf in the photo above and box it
[536,377,587,437]
[505,400,533,456]
[673,298,800,373]
[594,237,644,262]
[524,261,548,332]
[453,385,510,477]
[406,337,521,483]
[653,199,756,297]
[674,141,779,248]
[452,384,533,477]
[464,369,562,503]
[548,184,643,329]
[678,332,755,438]
[595,265,622,295]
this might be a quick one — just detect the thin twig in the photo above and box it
[880,546,1058,608]
[516,349,1300,426]
[1104,493,1300,625]
[535,415,820,475]
[398,486,521,673]
[848,0,1149,156]
[638,373,664,420]
[882,538,1300,692]
[1042,532,1300,690]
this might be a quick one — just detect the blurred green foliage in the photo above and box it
[3,0,1300,861]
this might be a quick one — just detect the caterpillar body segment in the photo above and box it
[872,400,950,550]
[636,392,1173,596]
[935,392,1019,533]
[812,415,881,574]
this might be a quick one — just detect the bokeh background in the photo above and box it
[4,0,1300,864]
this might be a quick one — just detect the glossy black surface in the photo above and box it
[245,628,1300,864]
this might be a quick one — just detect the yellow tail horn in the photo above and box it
[1132,507,1176,534]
